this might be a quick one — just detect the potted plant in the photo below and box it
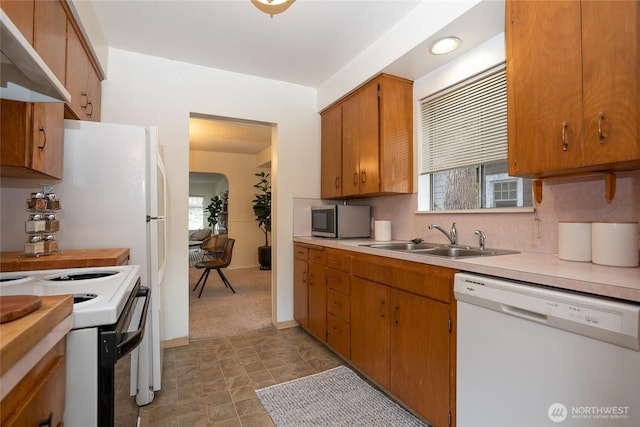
[206,195,224,231]
[252,171,271,270]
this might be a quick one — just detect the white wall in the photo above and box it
[99,48,320,343]
[317,0,481,109]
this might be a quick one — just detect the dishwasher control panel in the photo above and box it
[454,272,640,351]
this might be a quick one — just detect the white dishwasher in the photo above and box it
[454,272,640,427]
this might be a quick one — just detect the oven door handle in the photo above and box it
[117,286,151,360]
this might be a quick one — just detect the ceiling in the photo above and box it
[85,0,505,154]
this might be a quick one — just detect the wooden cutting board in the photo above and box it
[0,295,42,323]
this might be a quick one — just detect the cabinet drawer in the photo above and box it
[327,269,350,295]
[2,355,66,427]
[327,314,350,358]
[294,245,308,261]
[352,254,455,303]
[327,289,350,322]
[309,249,327,265]
[327,250,350,272]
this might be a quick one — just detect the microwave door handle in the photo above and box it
[116,286,151,360]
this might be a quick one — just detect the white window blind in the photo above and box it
[419,64,507,175]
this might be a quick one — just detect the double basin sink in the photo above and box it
[360,242,519,259]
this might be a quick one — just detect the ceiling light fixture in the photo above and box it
[430,37,462,55]
[251,0,295,18]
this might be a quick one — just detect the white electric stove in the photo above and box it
[0,265,149,427]
[0,265,140,328]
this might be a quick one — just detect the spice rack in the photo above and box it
[22,186,61,257]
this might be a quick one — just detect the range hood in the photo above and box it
[0,9,70,103]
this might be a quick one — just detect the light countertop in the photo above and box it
[294,237,640,303]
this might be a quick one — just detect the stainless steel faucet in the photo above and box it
[475,229,486,251]
[429,222,457,246]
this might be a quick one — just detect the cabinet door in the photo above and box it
[32,102,64,178]
[351,277,390,388]
[3,355,66,427]
[0,100,64,178]
[86,65,102,121]
[1,0,34,44]
[581,0,639,167]
[506,0,584,176]
[357,81,380,195]
[307,261,327,340]
[379,76,413,194]
[321,105,342,198]
[64,15,102,121]
[390,289,450,427]
[34,0,66,84]
[293,257,309,328]
[342,82,380,196]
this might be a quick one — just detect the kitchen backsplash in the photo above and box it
[306,170,639,256]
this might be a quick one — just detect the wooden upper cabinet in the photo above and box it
[34,0,67,84]
[320,73,413,199]
[342,80,380,197]
[1,0,35,44]
[0,100,65,178]
[65,18,101,121]
[320,105,342,198]
[507,0,640,178]
[581,0,639,169]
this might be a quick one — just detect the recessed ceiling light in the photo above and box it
[430,37,462,55]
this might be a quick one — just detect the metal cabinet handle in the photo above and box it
[393,305,400,325]
[86,100,93,117]
[361,170,366,183]
[598,112,607,143]
[38,413,53,426]
[302,271,307,283]
[38,126,47,151]
[561,121,568,151]
[80,91,88,109]
[335,176,340,189]
[379,300,385,318]
[353,172,358,184]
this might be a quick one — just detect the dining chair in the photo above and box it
[193,238,236,298]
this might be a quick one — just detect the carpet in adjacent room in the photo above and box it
[256,365,428,427]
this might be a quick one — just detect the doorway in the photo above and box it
[188,113,274,340]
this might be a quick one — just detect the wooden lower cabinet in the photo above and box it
[347,250,456,427]
[389,288,450,427]
[326,250,351,358]
[293,243,456,426]
[1,337,67,427]
[351,277,390,387]
[307,251,327,340]
[293,256,309,328]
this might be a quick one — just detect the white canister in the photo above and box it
[558,222,592,262]
[592,222,639,267]
[374,220,391,241]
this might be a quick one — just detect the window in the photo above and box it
[418,64,532,211]
[188,196,205,229]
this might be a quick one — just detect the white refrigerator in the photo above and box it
[60,119,165,405]
[0,120,166,406]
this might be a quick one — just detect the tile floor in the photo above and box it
[138,327,343,426]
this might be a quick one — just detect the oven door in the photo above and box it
[98,281,150,427]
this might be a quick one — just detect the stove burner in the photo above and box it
[0,275,28,282]
[73,293,98,304]
[46,271,119,281]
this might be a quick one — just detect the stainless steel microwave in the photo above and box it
[311,205,371,238]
